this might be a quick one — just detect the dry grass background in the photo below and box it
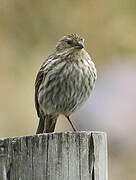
[0,0,136,179]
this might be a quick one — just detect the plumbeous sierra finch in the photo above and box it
[35,33,97,134]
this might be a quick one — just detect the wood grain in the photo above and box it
[0,132,108,180]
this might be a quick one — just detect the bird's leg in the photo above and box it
[67,116,77,131]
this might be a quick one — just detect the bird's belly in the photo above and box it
[39,61,95,115]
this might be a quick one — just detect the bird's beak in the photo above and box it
[76,41,85,49]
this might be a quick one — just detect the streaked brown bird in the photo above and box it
[35,33,97,134]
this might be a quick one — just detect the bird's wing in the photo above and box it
[34,54,57,117]
[35,67,44,117]
[35,53,64,117]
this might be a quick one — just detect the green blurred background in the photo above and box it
[0,0,136,179]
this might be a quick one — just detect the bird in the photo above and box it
[35,33,97,134]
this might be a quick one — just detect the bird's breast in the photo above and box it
[38,57,96,115]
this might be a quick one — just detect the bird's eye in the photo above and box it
[67,40,72,45]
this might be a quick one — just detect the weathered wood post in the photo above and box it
[0,131,108,180]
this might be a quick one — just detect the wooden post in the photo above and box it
[0,132,108,180]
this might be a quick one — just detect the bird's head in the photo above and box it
[56,34,85,52]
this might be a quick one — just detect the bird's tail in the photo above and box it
[36,114,58,134]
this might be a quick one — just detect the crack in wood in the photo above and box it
[89,133,95,180]
[92,165,95,180]
[6,162,12,180]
